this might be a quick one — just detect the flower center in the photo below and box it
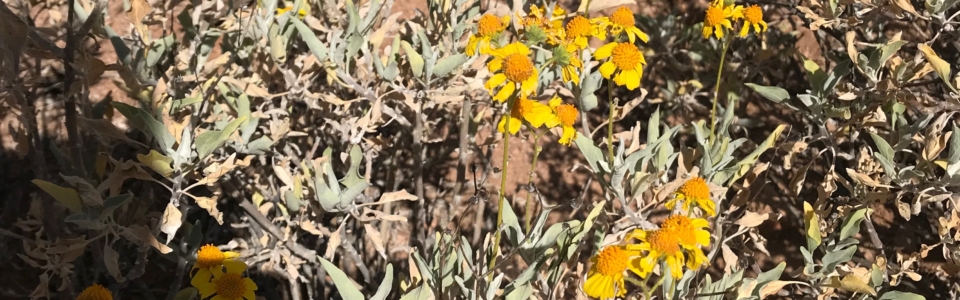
[511,97,535,119]
[610,6,635,27]
[705,6,725,27]
[214,272,248,299]
[611,43,643,70]
[661,215,698,246]
[648,229,681,254]
[744,5,763,24]
[196,244,226,269]
[555,103,578,126]
[478,14,502,36]
[76,284,113,300]
[565,16,591,38]
[677,177,710,200]
[503,53,534,83]
[596,246,629,276]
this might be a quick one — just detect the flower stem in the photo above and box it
[607,79,616,165]
[708,38,731,146]
[489,98,513,278]
[524,130,546,232]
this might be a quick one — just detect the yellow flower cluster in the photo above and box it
[190,244,258,300]
[702,0,768,39]
[471,4,656,145]
[584,177,716,299]
[583,215,712,298]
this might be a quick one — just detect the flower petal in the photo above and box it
[485,73,507,93]
[494,82,515,102]
[599,62,617,79]
[594,42,616,60]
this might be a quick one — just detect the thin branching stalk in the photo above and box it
[708,37,731,145]
[524,130,546,232]
[489,96,513,278]
[607,79,616,164]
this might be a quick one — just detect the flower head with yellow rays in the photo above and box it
[594,42,646,90]
[498,94,560,135]
[599,6,650,44]
[739,5,767,37]
[484,42,539,102]
[467,14,510,57]
[702,0,743,40]
[629,226,687,279]
[192,258,258,300]
[659,214,711,270]
[76,284,112,300]
[551,43,584,85]
[583,245,644,299]
[563,15,605,50]
[521,4,566,45]
[549,97,579,145]
[666,177,717,216]
[190,244,247,283]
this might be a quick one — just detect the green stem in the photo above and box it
[607,79,616,165]
[489,97,513,278]
[708,37,731,146]
[644,274,666,300]
[524,130,546,232]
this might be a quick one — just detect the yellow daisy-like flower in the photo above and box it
[551,43,584,85]
[564,15,605,50]
[498,95,560,134]
[193,259,258,300]
[484,42,539,102]
[467,14,510,57]
[190,244,247,282]
[549,97,579,145]
[630,227,686,279]
[76,284,112,300]
[702,0,743,40]
[666,177,717,216]
[739,5,767,37]
[599,6,650,43]
[521,5,566,45]
[659,215,711,270]
[583,245,644,299]
[594,42,646,90]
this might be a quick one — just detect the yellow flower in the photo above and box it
[659,215,711,270]
[484,42,539,102]
[739,5,767,37]
[599,6,650,43]
[549,97,579,145]
[702,0,743,39]
[190,244,247,282]
[467,14,510,57]
[666,177,717,216]
[521,5,565,45]
[594,42,646,90]
[76,284,112,300]
[630,227,686,279]
[276,6,307,18]
[564,15,604,50]
[499,95,559,134]
[551,43,583,85]
[193,259,258,300]
[583,245,643,299]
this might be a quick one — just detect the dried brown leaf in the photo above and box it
[160,203,182,244]
[193,195,223,224]
[103,245,125,282]
[363,224,387,259]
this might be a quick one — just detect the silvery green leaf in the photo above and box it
[822,245,857,272]
[317,256,363,299]
[750,262,786,298]
[574,134,610,173]
[432,54,468,78]
[504,283,534,300]
[111,102,176,152]
[870,132,894,161]
[840,207,871,241]
[501,197,524,246]
[400,286,433,300]
[401,41,424,78]
[195,116,248,159]
[345,34,364,61]
[879,291,925,300]
[579,71,602,111]
[360,0,383,33]
[101,194,133,218]
[746,83,790,104]
[342,144,365,187]
[486,273,505,300]
[290,18,328,60]
[648,106,661,142]
[370,263,393,300]
[284,189,300,212]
